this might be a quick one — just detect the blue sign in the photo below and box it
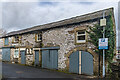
[99,46,108,49]
[99,38,108,49]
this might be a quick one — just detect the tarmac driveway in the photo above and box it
[2,62,94,80]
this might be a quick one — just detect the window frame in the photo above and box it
[37,33,42,42]
[26,48,33,55]
[76,30,86,43]
[14,35,19,42]
[14,49,19,58]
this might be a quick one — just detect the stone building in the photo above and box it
[1,8,116,75]
[0,28,6,60]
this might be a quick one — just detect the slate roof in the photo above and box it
[2,7,114,38]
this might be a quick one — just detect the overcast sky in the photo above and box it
[1,0,120,47]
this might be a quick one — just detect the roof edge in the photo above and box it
[2,7,114,38]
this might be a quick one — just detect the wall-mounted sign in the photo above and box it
[100,18,106,26]
[99,38,108,49]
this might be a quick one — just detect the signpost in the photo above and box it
[99,11,108,77]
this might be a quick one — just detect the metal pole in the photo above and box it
[103,11,105,77]
[98,53,100,76]
[103,27,105,77]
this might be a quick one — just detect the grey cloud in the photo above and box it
[2,2,118,31]
[2,2,119,47]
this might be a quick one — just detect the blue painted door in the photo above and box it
[69,51,93,75]
[2,48,11,61]
[69,51,79,74]
[35,50,39,65]
[50,50,58,69]
[20,50,26,64]
[42,50,49,68]
[42,50,58,69]
[81,51,93,75]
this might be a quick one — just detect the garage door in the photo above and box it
[81,51,93,75]
[2,48,11,61]
[69,51,93,75]
[34,50,39,66]
[20,50,26,64]
[42,49,58,69]
[69,51,79,74]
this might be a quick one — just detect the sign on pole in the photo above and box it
[100,18,106,26]
[99,38,108,49]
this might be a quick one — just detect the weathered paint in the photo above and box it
[41,47,58,69]
[49,50,58,69]
[34,50,39,65]
[42,50,49,68]
[79,51,81,74]
[81,51,93,75]
[69,51,79,74]
[20,50,26,64]
[69,51,93,75]
[2,48,11,61]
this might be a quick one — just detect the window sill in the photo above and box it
[75,41,87,45]
[35,40,41,43]
[4,45,9,46]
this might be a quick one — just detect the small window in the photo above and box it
[4,37,9,45]
[14,49,19,58]
[76,30,86,43]
[26,48,32,55]
[37,34,42,41]
[14,36,19,42]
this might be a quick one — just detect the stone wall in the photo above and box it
[20,33,41,48]
[42,21,98,69]
[10,48,14,62]
[0,39,3,60]
[21,33,35,47]
[8,33,39,64]
[26,55,33,65]
[8,33,40,48]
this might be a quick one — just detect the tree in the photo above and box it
[86,13,115,74]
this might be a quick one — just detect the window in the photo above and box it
[76,30,86,43]
[4,37,9,45]
[14,36,19,42]
[14,49,19,58]
[36,34,42,41]
[26,48,33,55]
